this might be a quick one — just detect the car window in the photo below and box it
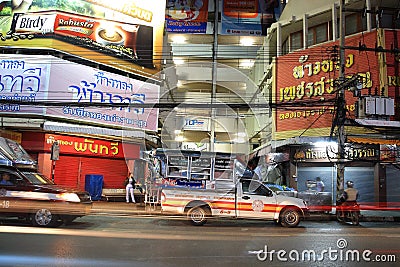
[242,180,273,197]
[0,172,17,186]
[21,172,54,185]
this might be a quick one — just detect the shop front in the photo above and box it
[290,143,380,206]
[21,132,141,192]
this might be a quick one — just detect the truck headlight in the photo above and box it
[58,193,81,203]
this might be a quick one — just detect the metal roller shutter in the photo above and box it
[80,158,128,189]
[53,156,80,189]
[54,156,128,191]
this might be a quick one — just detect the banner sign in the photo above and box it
[10,10,153,69]
[44,134,140,159]
[165,0,209,33]
[183,118,210,131]
[221,0,280,36]
[0,54,159,131]
[292,144,379,162]
[384,30,400,121]
[0,0,165,75]
[275,31,379,134]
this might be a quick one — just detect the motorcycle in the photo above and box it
[336,200,360,225]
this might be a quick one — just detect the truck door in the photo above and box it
[236,179,276,219]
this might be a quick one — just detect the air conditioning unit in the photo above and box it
[357,96,395,118]
[385,98,395,116]
[364,97,376,115]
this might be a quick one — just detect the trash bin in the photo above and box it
[85,174,104,201]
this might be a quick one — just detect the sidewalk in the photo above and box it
[90,201,400,222]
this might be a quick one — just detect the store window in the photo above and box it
[381,13,400,29]
[343,13,367,36]
[307,23,329,47]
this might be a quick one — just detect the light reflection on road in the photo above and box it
[0,255,132,267]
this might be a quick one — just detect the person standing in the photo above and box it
[125,173,136,203]
[315,177,325,192]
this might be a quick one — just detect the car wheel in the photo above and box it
[280,208,301,227]
[31,208,61,227]
[187,206,208,226]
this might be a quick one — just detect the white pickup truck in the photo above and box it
[160,178,308,227]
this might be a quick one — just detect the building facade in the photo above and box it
[254,0,400,206]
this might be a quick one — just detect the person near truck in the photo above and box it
[125,173,136,203]
[342,181,359,203]
[315,177,325,192]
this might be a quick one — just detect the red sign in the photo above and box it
[44,134,140,159]
[384,30,400,120]
[275,31,380,133]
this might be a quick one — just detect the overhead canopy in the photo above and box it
[347,137,400,145]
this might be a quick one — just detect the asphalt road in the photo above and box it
[0,214,399,267]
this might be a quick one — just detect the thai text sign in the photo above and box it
[292,144,379,162]
[275,31,379,133]
[44,134,139,159]
[0,54,159,131]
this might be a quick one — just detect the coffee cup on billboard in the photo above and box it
[96,26,125,46]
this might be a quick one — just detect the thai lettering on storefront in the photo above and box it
[293,144,379,162]
[279,54,373,103]
[44,134,139,159]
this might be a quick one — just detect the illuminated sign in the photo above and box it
[183,118,209,131]
[44,134,140,159]
[0,0,165,76]
[166,0,209,33]
[0,54,159,131]
[275,31,380,135]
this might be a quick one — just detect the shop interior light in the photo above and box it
[313,141,337,148]
[240,37,254,46]
[239,59,254,69]
[171,35,187,44]
[173,58,185,65]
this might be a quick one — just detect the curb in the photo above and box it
[90,202,400,222]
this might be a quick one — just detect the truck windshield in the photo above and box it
[22,172,54,185]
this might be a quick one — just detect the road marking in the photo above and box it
[1,225,400,241]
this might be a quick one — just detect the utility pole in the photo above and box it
[336,0,346,200]
[210,0,219,152]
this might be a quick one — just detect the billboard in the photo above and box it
[221,0,280,36]
[0,0,165,77]
[165,0,209,33]
[275,31,379,137]
[384,30,400,121]
[0,54,160,131]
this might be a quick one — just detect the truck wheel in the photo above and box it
[187,206,208,226]
[31,208,62,227]
[280,208,301,227]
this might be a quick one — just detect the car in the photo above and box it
[0,167,92,227]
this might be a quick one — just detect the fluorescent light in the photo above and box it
[240,37,254,46]
[173,58,185,65]
[171,35,187,44]
[175,135,184,142]
[239,59,254,69]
